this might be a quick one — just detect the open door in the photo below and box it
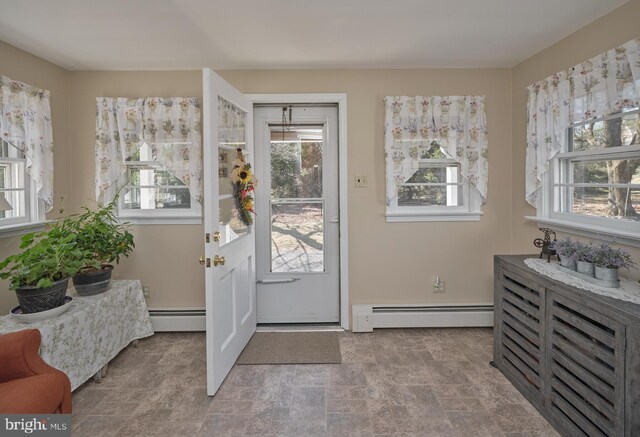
[202,68,256,396]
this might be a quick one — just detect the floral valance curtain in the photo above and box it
[526,38,640,206]
[95,97,202,204]
[384,96,489,205]
[0,75,54,211]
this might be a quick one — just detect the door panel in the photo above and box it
[203,69,256,396]
[255,106,339,323]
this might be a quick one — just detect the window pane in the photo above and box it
[0,161,25,190]
[270,127,323,199]
[406,166,457,184]
[572,160,609,184]
[566,186,640,221]
[122,187,191,210]
[218,150,234,195]
[571,112,639,152]
[218,97,246,148]
[421,142,446,159]
[558,156,640,221]
[271,202,323,273]
[398,186,454,206]
[128,168,185,186]
[572,158,640,184]
[218,196,248,246]
[0,191,26,219]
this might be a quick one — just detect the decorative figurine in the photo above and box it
[533,228,559,263]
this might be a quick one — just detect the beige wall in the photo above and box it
[219,70,513,307]
[511,0,640,280]
[0,41,70,312]
[67,71,205,309]
[64,68,514,311]
[0,0,639,314]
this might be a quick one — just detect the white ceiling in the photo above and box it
[0,0,630,70]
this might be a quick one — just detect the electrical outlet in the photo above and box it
[355,176,368,188]
[142,285,151,298]
[433,276,446,293]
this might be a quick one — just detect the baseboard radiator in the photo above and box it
[351,304,494,332]
[148,309,206,332]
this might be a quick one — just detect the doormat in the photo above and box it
[236,332,342,365]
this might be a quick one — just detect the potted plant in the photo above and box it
[0,221,87,313]
[574,241,596,277]
[69,198,135,296]
[592,244,635,283]
[551,238,577,270]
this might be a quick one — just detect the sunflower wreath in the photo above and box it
[230,149,257,226]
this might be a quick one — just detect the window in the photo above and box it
[95,97,202,225]
[543,109,640,239]
[386,141,482,222]
[0,138,43,230]
[119,142,201,222]
[384,96,488,222]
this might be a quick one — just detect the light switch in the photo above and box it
[355,176,368,188]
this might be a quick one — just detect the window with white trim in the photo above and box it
[0,138,43,229]
[119,142,201,221]
[547,109,640,234]
[384,96,488,223]
[386,141,482,222]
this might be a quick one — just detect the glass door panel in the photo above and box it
[218,96,249,246]
[269,126,325,272]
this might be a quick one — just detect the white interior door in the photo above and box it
[254,105,340,323]
[203,69,256,396]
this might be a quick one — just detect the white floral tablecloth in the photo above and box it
[0,280,154,390]
[524,258,640,305]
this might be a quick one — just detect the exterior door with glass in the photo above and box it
[254,105,339,324]
[203,69,256,396]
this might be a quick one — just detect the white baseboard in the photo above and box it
[148,308,206,332]
[352,304,494,332]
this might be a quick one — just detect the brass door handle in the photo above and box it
[199,256,206,265]
[213,255,226,266]
[213,231,221,242]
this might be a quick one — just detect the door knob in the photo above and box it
[213,255,226,266]
[213,231,221,242]
[199,256,206,265]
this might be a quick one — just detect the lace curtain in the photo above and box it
[95,97,202,204]
[0,75,54,211]
[384,96,489,206]
[526,38,640,206]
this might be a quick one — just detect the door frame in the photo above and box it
[247,93,349,330]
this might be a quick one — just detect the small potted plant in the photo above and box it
[69,198,135,296]
[574,241,596,277]
[551,238,577,270]
[0,221,87,313]
[592,244,635,283]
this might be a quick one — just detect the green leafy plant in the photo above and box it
[0,221,87,289]
[68,197,135,272]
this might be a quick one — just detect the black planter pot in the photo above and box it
[15,277,69,314]
[73,265,113,296]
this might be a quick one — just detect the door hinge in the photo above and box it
[205,233,210,243]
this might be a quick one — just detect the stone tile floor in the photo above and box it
[71,328,559,436]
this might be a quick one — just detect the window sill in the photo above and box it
[525,216,640,248]
[0,221,50,238]
[386,211,483,223]
[117,216,203,225]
